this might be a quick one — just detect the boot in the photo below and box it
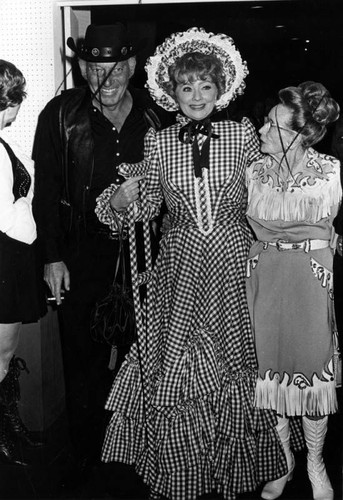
[0,380,27,465]
[302,416,334,500]
[3,357,44,448]
[261,417,295,500]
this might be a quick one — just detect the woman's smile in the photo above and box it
[175,79,217,120]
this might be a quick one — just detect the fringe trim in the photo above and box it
[247,153,341,223]
[255,359,338,417]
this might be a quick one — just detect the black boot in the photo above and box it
[0,380,27,465]
[3,357,45,448]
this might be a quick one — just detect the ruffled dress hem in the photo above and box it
[102,351,287,500]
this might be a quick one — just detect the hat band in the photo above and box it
[82,45,132,59]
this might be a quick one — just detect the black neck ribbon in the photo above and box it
[178,117,220,178]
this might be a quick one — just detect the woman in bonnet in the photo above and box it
[246,82,340,500]
[96,28,287,499]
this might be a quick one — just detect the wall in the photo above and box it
[0,0,64,155]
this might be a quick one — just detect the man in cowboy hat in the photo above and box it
[32,23,171,470]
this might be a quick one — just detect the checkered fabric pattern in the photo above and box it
[289,416,305,452]
[101,118,288,499]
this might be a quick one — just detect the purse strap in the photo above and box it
[111,211,127,290]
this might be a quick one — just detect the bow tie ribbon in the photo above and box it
[179,118,219,178]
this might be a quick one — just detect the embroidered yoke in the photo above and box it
[246,149,342,417]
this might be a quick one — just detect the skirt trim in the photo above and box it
[255,359,338,417]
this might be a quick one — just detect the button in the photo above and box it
[112,127,116,131]
[116,153,120,156]
[115,178,120,184]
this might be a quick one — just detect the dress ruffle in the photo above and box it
[103,341,287,499]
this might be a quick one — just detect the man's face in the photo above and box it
[84,59,134,108]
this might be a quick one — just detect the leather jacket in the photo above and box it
[33,86,168,263]
[59,87,94,217]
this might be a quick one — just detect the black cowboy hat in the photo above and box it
[67,23,140,63]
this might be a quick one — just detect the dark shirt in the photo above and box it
[33,86,172,263]
[87,103,148,230]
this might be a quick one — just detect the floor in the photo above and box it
[0,389,341,500]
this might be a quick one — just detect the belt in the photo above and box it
[263,239,329,253]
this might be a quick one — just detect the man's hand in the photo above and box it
[337,235,343,257]
[44,261,70,305]
[110,176,145,212]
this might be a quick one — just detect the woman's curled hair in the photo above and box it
[0,60,26,111]
[279,81,340,147]
[163,52,225,100]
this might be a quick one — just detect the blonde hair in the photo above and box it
[163,52,225,99]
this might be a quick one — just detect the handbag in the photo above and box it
[90,222,136,349]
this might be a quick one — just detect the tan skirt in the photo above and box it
[246,242,337,417]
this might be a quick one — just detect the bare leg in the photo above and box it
[0,323,20,382]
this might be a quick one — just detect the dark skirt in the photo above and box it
[0,231,42,324]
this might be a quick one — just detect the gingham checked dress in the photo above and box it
[96,117,287,500]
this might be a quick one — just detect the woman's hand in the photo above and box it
[109,176,145,212]
[337,235,343,257]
